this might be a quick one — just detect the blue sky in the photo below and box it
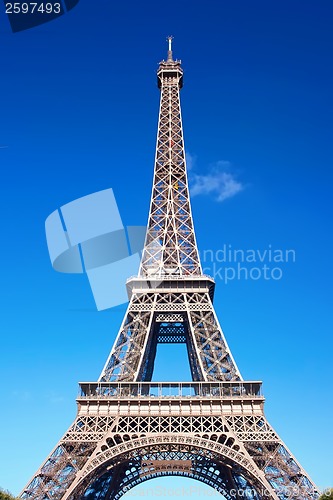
[0,0,332,496]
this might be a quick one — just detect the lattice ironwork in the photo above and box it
[21,39,320,500]
[98,290,240,383]
[138,41,201,278]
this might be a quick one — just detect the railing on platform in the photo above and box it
[78,381,263,399]
[126,274,215,282]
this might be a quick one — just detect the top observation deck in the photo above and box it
[157,36,183,88]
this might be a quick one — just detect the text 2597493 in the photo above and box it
[5,3,61,14]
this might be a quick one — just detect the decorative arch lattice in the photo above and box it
[63,436,275,500]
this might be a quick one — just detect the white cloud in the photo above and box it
[11,390,31,401]
[46,391,66,404]
[185,151,196,171]
[189,160,244,202]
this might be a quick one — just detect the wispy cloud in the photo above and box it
[11,390,32,401]
[185,151,196,171]
[45,391,66,404]
[187,156,245,202]
[0,145,8,149]
[11,390,65,404]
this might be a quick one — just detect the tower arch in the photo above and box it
[63,438,273,500]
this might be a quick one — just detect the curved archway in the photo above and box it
[64,436,275,499]
[123,476,226,498]
[83,453,262,500]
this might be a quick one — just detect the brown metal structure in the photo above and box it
[21,38,319,500]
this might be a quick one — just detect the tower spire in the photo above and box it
[139,38,195,277]
[167,35,174,62]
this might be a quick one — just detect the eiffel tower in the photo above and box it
[21,38,320,500]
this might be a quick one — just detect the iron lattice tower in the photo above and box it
[21,39,319,500]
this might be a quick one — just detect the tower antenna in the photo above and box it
[167,35,174,61]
